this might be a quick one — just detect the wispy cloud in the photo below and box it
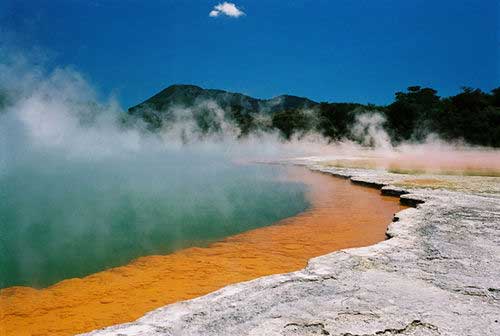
[209,2,245,18]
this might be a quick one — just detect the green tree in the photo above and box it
[271,110,310,140]
[437,88,500,146]
[385,86,442,141]
[316,102,358,141]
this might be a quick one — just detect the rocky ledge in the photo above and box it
[83,165,500,336]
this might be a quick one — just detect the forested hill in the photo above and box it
[127,84,500,147]
[128,84,317,131]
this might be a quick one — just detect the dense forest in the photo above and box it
[128,85,500,147]
[311,86,500,147]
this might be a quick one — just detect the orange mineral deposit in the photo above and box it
[0,168,406,336]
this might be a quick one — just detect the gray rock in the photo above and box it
[83,166,500,336]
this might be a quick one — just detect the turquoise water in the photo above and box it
[0,154,309,288]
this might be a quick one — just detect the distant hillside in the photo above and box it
[127,84,500,147]
[129,84,317,115]
[127,84,317,135]
[128,85,318,129]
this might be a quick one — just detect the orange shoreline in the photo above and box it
[0,167,406,336]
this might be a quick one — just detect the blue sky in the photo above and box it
[1,0,498,107]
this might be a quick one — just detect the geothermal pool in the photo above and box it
[0,165,405,336]
[0,160,309,288]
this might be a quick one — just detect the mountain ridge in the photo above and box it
[128,84,317,116]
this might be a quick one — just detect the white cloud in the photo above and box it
[209,2,245,18]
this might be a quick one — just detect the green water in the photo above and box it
[0,154,309,288]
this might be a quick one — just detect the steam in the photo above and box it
[0,51,322,166]
[351,112,392,150]
[0,51,320,287]
[1,47,499,288]
[305,110,500,175]
[1,46,499,188]
[2,56,497,179]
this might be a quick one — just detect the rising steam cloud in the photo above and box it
[0,48,316,287]
[1,46,499,288]
[350,112,392,150]
[2,45,500,179]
